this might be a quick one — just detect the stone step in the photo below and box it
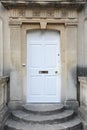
[23,104,64,115]
[4,117,82,130]
[11,109,74,124]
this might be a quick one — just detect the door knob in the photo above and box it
[55,71,58,74]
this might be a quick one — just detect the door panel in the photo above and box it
[30,45,43,67]
[45,76,57,95]
[29,76,43,95]
[44,45,56,68]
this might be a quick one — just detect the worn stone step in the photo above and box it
[23,104,64,115]
[4,117,82,130]
[11,109,74,124]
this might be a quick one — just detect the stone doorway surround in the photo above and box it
[1,0,86,108]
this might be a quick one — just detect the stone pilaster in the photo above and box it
[9,20,22,102]
[66,24,77,100]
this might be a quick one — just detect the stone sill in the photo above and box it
[1,0,86,9]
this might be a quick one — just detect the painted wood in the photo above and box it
[27,30,61,103]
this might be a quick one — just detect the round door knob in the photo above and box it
[55,71,58,74]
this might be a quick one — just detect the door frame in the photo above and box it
[21,23,67,103]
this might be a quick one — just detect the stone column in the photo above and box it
[9,20,22,106]
[66,24,77,101]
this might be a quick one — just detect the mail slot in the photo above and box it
[39,71,48,74]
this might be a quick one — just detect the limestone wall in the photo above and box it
[78,5,87,77]
[0,1,87,105]
[0,3,10,76]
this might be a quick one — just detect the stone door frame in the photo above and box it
[9,11,78,105]
[21,22,66,102]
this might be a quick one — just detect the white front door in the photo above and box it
[27,30,61,103]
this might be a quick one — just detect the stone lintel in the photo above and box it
[9,19,78,26]
[1,0,86,10]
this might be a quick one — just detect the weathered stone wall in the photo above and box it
[0,76,10,129]
[0,3,10,76]
[77,5,87,77]
[78,77,87,129]
[0,1,87,106]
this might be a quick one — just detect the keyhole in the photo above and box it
[58,54,60,56]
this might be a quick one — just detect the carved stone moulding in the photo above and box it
[9,9,78,19]
[1,0,86,10]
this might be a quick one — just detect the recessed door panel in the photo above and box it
[29,76,43,95]
[30,45,43,67]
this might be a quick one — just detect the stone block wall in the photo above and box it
[0,76,9,130]
[0,0,87,106]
